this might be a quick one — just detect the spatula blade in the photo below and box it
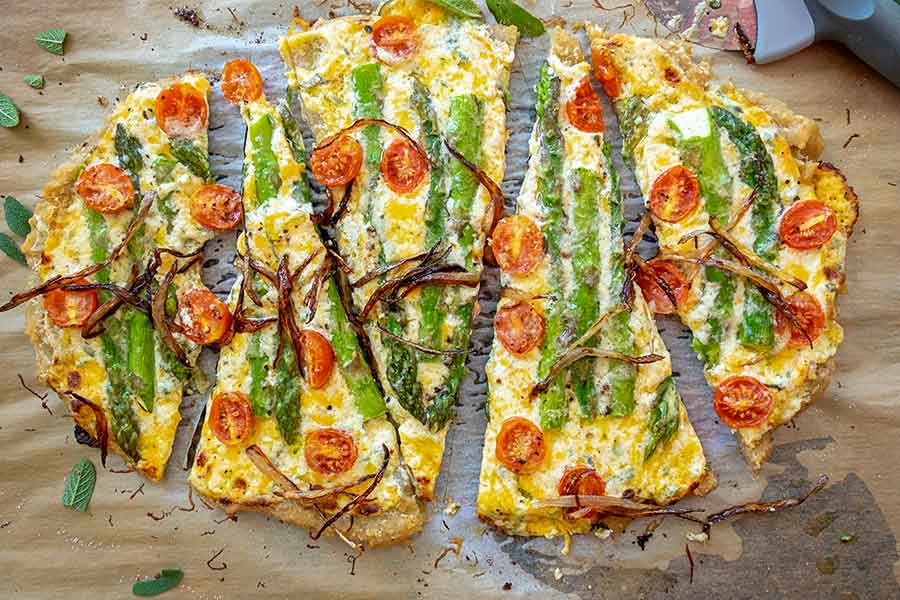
[644,0,757,52]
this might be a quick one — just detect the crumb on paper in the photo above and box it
[561,531,572,555]
[687,531,709,543]
[709,15,729,38]
[444,502,461,516]
[594,527,612,540]
[553,567,563,581]
[173,6,202,28]
[666,14,683,30]
[97,96,108,107]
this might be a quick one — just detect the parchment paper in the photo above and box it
[1,1,899,598]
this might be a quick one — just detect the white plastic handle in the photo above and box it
[754,0,816,63]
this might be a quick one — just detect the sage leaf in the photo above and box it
[0,93,20,128]
[132,569,184,597]
[35,28,67,55]
[24,74,45,89]
[5,196,32,237]
[427,0,482,18]
[61,457,97,512]
[485,0,545,37]
[0,233,26,265]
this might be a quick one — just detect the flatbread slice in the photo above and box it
[280,0,518,501]
[188,60,423,547]
[586,29,859,470]
[8,73,224,481]
[476,29,713,538]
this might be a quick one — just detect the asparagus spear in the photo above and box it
[351,63,384,192]
[643,376,680,460]
[386,309,425,422]
[248,331,270,416]
[126,308,156,412]
[248,114,282,210]
[617,96,649,162]
[271,338,302,444]
[101,319,140,459]
[692,264,736,366]
[115,123,144,190]
[425,302,472,431]
[447,93,483,266]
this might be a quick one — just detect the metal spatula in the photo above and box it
[645,0,900,87]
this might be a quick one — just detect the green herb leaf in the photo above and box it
[170,139,212,182]
[61,457,97,512]
[35,28,67,55]
[5,196,32,237]
[132,569,184,597]
[115,123,145,182]
[0,232,26,265]
[0,93,20,128]
[643,377,681,461]
[485,0,545,37]
[24,74,45,89]
[427,0,482,18]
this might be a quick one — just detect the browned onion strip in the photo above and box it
[245,444,301,492]
[634,254,681,309]
[275,255,306,378]
[67,391,109,467]
[393,271,480,302]
[351,244,444,288]
[291,248,323,283]
[707,217,807,291]
[276,471,377,501]
[60,282,148,311]
[758,286,814,348]
[530,348,663,399]
[324,245,352,275]
[243,253,264,308]
[707,474,828,525]
[183,403,207,470]
[532,494,702,518]
[443,140,506,234]
[314,118,428,166]
[622,263,638,308]
[151,263,188,365]
[315,181,354,226]
[499,288,555,303]
[568,304,627,352]
[81,266,139,339]
[311,444,391,542]
[0,191,155,313]
[375,323,462,357]
[233,315,277,333]
[624,211,652,265]
[303,255,333,323]
[658,253,780,295]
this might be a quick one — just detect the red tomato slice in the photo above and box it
[565,77,604,133]
[634,260,689,315]
[775,291,825,348]
[179,289,232,345]
[209,392,254,446]
[557,466,607,519]
[591,46,621,98]
[76,163,135,214]
[221,58,263,105]
[190,184,243,231]
[155,82,208,139]
[649,165,700,223]
[305,428,358,475]
[496,417,546,474]
[714,376,774,429]
[495,301,545,355]
[310,135,363,188]
[300,329,335,390]
[491,215,544,276]
[779,200,837,250]
[371,16,419,65]
[43,278,98,328]
[381,138,429,194]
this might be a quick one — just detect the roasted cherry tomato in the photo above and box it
[310,135,363,188]
[591,46,620,98]
[566,77,605,133]
[300,329,335,389]
[190,184,243,231]
[305,428,358,475]
[558,466,607,519]
[371,16,419,65]
[43,278,98,328]
[221,58,263,105]
[649,165,700,223]
[634,259,689,315]
[776,291,825,348]
[496,416,546,474]
[209,391,254,446]
[714,375,774,429]
[155,82,208,138]
[179,289,232,345]
[495,301,545,355]
[75,163,135,214]
[491,215,544,276]
[779,200,837,250]
[381,137,429,194]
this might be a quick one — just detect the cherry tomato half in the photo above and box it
[76,163,135,214]
[381,137,429,194]
[491,215,544,276]
[305,428,358,475]
[371,16,419,65]
[179,289,232,345]
[566,77,605,133]
[779,200,837,250]
[43,278,98,328]
[634,260,689,315]
[558,466,607,519]
[714,375,774,429]
[209,391,254,446]
[591,46,621,98]
[649,165,700,223]
[496,417,546,474]
[495,301,545,355]
[776,291,825,348]
[155,82,208,139]
[190,184,243,231]
[300,329,335,390]
[221,58,263,105]
[310,135,363,188]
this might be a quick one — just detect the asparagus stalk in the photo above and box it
[126,309,157,412]
[447,93,483,264]
[643,376,680,460]
[101,319,140,459]
[248,331,270,416]
[248,114,282,210]
[351,63,385,192]
[271,338,302,444]
[692,264,737,366]
[386,310,425,422]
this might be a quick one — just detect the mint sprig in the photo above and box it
[35,28,67,55]
[24,74,45,90]
[61,457,97,512]
[132,569,184,596]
